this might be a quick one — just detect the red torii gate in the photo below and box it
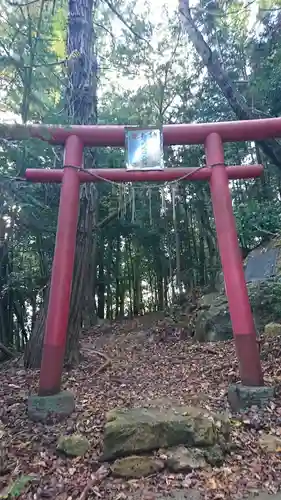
[6,116,281,412]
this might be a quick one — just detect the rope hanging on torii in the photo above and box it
[111,126,190,223]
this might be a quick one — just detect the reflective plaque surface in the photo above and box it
[125,128,164,170]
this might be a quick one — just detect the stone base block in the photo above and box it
[28,390,75,422]
[228,384,275,411]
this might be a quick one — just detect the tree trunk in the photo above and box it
[24,294,47,368]
[115,234,121,318]
[179,0,281,169]
[106,282,112,320]
[164,275,168,308]
[83,219,99,328]
[24,0,98,368]
[119,286,125,317]
[172,186,182,289]
[157,273,164,310]
[0,238,10,347]
[133,256,141,316]
[127,239,133,316]
[97,236,105,319]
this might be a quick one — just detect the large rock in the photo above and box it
[195,294,232,342]
[194,279,281,342]
[111,455,164,478]
[194,236,281,342]
[102,405,229,460]
[249,279,281,330]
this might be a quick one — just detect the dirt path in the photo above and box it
[0,327,281,499]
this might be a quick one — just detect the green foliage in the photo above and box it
[0,475,36,498]
[235,198,281,248]
[249,279,281,326]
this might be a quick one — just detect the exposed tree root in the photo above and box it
[78,465,110,500]
[0,342,15,360]
[82,347,112,375]
[92,350,111,375]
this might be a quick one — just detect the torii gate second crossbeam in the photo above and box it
[3,116,280,418]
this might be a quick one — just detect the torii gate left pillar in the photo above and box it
[9,117,278,420]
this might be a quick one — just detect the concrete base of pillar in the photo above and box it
[228,384,275,411]
[28,390,75,422]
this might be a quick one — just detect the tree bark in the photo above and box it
[24,0,98,368]
[179,0,281,169]
[97,235,105,319]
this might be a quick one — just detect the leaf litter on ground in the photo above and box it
[0,316,281,499]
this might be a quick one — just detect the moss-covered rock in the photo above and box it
[264,322,281,337]
[204,444,225,466]
[194,279,281,342]
[258,433,281,452]
[57,434,90,457]
[166,446,207,472]
[194,295,232,342]
[248,280,281,330]
[102,406,229,460]
[193,236,281,342]
[111,455,164,478]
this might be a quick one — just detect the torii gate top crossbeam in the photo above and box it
[2,116,281,146]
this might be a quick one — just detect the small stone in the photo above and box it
[155,491,202,500]
[57,434,90,457]
[166,446,207,472]
[264,322,281,337]
[111,455,164,478]
[204,444,224,466]
[259,432,281,453]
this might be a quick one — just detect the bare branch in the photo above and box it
[0,342,15,360]
[178,0,281,170]
[78,466,110,500]
[102,0,153,49]
[6,0,49,6]
[93,20,115,43]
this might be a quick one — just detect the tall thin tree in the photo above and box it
[24,0,99,367]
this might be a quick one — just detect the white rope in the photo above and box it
[69,165,206,190]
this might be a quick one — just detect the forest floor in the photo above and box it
[1,316,281,500]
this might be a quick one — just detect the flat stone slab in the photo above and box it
[131,490,203,500]
[155,492,202,500]
[133,491,281,500]
[102,405,229,460]
[28,390,75,421]
[247,496,281,500]
[111,455,165,478]
[228,384,275,411]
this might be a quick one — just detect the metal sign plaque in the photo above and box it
[125,127,164,170]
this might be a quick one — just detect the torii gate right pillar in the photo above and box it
[205,133,264,388]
